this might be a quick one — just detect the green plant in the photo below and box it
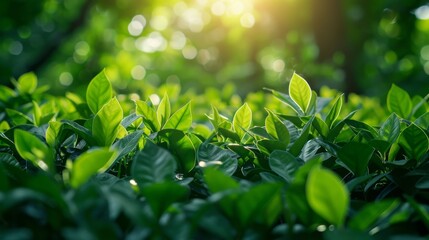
[0,71,428,239]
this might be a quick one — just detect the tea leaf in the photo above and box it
[265,109,290,145]
[338,142,374,176]
[70,148,116,188]
[398,123,429,161]
[306,167,349,226]
[164,102,192,131]
[387,84,412,119]
[198,142,238,176]
[379,113,401,143]
[325,94,343,128]
[289,72,312,114]
[86,70,112,114]
[92,97,123,146]
[233,103,252,140]
[135,100,160,132]
[157,93,171,128]
[269,150,302,182]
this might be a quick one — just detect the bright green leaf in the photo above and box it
[289,72,312,114]
[46,121,62,147]
[306,167,349,226]
[265,109,290,145]
[398,123,429,161]
[92,97,123,146]
[70,148,116,188]
[135,100,160,132]
[325,94,343,128]
[14,129,54,173]
[233,103,252,140]
[387,84,412,119]
[157,93,171,128]
[164,102,192,131]
[86,70,112,114]
[16,72,37,94]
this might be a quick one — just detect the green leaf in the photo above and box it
[289,72,312,114]
[218,127,241,143]
[204,167,239,193]
[264,88,304,115]
[141,182,188,219]
[131,141,177,187]
[198,142,238,176]
[32,100,42,127]
[161,129,196,173]
[269,150,303,182]
[289,117,313,156]
[238,183,282,227]
[398,123,429,161]
[312,116,329,137]
[111,130,143,162]
[6,108,32,125]
[92,97,123,146]
[157,93,171,128]
[14,129,54,173]
[387,84,412,119]
[86,70,112,114]
[16,72,37,94]
[135,100,160,132]
[207,105,228,130]
[349,199,400,231]
[70,148,116,188]
[46,121,62,147]
[379,113,401,143]
[233,103,252,140]
[265,109,290,144]
[338,142,374,176]
[164,102,192,131]
[306,167,349,226]
[62,120,97,146]
[325,94,343,128]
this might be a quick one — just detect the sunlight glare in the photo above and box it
[415,5,429,19]
[182,45,198,59]
[131,65,146,80]
[211,1,226,16]
[170,31,187,50]
[128,15,146,36]
[149,94,161,105]
[240,13,255,28]
[59,72,73,86]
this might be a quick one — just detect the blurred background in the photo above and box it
[1,0,429,98]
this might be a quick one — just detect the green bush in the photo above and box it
[0,71,428,239]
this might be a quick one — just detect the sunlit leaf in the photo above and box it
[233,103,252,140]
[162,129,196,173]
[265,109,289,144]
[135,100,160,132]
[86,70,112,114]
[289,117,313,156]
[325,94,343,128]
[92,97,123,146]
[157,93,171,128]
[387,84,412,119]
[70,148,116,188]
[164,102,192,131]
[46,121,62,147]
[14,129,54,173]
[16,72,37,94]
[306,167,349,226]
[289,72,312,114]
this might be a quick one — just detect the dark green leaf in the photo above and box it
[269,150,303,182]
[398,123,429,161]
[289,117,313,156]
[379,113,401,143]
[111,130,143,162]
[349,199,400,231]
[163,130,196,173]
[204,167,239,193]
[338,142,374,176]
[312,116,329,137]
[131,141,177,186]
[198,142,238,176]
